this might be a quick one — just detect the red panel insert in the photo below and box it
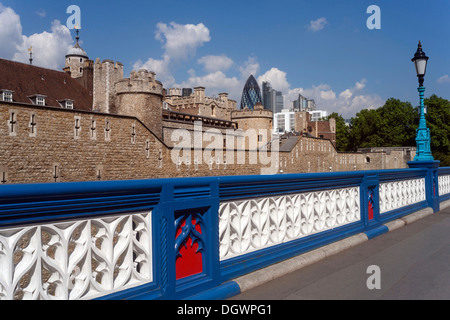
[175,217,203,280]
[368,191,374,220]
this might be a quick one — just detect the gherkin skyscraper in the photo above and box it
[240,75,262,110]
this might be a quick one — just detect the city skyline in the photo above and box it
[0,0,448,118]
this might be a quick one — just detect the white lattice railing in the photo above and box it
[218,187,360,261]
[0,212,152,300]
[379,178,426,213]
[439,175,450,196]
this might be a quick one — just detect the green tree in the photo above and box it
[325,112,350,151]
[424,94,450,166]
[348,108,382,151]
[375,98,418,147]
[347,98,419,151]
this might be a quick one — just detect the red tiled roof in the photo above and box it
[0,58,92,111]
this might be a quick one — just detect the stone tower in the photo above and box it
[92,59,124,114]
[63,29,94,106]
[64,29,90,79]
[114,69,164,139]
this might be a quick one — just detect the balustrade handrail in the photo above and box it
[0,166,448,300]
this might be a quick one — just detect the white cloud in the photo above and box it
[437,74,450,84]
[198,54,233,72]
[133,56,174,86]
[320,89,336,100]
[181,71,239,92]
[155,22,210,61]
[14,20,72,70]
[36,9,46,17]
[0,4,73,70]
[131,20,380,118]
[239,56,260,79]
[286,79,383,118]
[257,67,290,93]
[0,3,25,59]
[135,22,211,87]
[339,89,352,100]
[355,78,367,90]
[307,17,328,32]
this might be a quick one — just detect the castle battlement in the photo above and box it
[231,108,273,119]
[115,70,163,96]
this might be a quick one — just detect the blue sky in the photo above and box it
[0,0,449,118]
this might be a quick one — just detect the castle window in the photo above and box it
[1,90,13,102]
[145,140,150,159]
[29,113,37,137]
[29,94,46,106]
[131,124,136,144]
[90,119,97,140]
[1,167,8,184]
[36,96,45,106]
[194,157,199,171]
[59,99,74,109]
[8,111,17,136]
[95,165,103,181]
[65,100,73,109]
[53,164,60,182]
[74,116,81,139]
[105,119,111,141]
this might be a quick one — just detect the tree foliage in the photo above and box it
[324,112,350,152]
[329,94,449,166]
[425,94,450,166]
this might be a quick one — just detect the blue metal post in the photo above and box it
[414,86,434,161]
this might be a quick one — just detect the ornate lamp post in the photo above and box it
[408,41,440,213]
[411,41,434,161]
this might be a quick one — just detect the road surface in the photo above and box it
[229,204,450,300]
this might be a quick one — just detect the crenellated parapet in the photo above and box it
[115,69,164,96]
[114,69,164,139]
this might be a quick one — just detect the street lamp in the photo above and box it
[411,41,434,161]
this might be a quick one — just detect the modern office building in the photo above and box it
[310,110,328,121]
[293,94,316,112]
[275,91,284,113]
[262,81,274,112]
[262,81,284,113]
[240,75,262,110]
[274,109,296,133]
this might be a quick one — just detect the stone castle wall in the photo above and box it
[0,102,414,184]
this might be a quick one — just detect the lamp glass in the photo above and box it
[415,58,427,77]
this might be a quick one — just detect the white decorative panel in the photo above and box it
[219,187,360,261]
[439,175,450,196]
[0,212,152,300]
[379,178,426,213]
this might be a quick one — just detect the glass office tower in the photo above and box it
[240,75,263,110]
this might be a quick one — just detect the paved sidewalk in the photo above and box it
[230,203,450,300]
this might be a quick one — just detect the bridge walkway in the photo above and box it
[229,203,450,300]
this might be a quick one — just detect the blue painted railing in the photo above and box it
[0,165,449,300]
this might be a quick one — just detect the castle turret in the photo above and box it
[63,28,93,107]
[64,28,89,79]
[114,69,164,138]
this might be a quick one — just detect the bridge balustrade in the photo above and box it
[0,166,449,300]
